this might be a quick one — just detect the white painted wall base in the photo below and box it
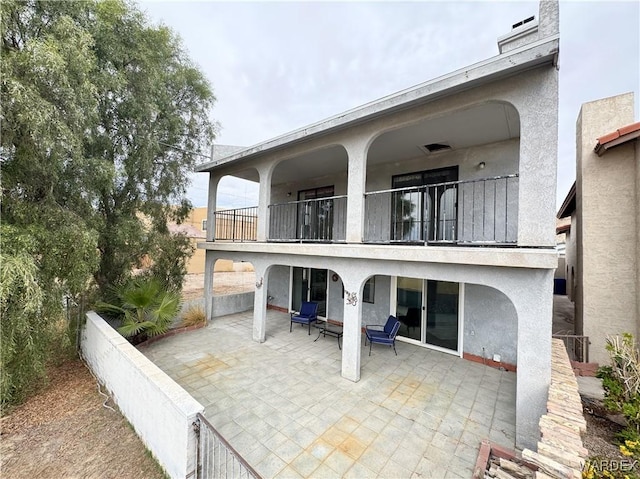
[81,312,204,479]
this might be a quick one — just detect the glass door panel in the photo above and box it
[291,267,308,313]
[425,280,459,351]
[298,186,334,241]
[309,269,327,317]
[396,277,423,341]
[291,267,327,317]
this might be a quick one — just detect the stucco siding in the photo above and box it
[463,283,518,365]
[577,93,639,365]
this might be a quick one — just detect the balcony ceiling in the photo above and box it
[233,101,520,185]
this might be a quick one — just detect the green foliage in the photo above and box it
[98,278,181,343]
[1,0,215,405]
[598,333,640,442]
[0,231,47,409]
[146,231,194,293]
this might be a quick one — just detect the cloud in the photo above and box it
[141,0,639,210]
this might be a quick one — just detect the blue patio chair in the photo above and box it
[364,315,401,356]
[290,301,319,335]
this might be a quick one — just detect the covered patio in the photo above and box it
[141,311,516,478]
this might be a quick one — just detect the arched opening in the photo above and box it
[269,145,348,242]
[364,101,521,245]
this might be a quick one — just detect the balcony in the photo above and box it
[364,174,519,245]
[268,195,347,243]
[212,206,258,242]
[210,175,518,246]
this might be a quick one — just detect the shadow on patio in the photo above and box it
[141,311,516,478]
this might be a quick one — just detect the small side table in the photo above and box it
[314,321,344,349]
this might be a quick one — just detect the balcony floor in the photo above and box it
[141,311,516,478]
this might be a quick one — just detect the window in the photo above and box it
[363,277,375,303]
[343,276,375,303]
[391,166,458,243]
[201,219,207,231]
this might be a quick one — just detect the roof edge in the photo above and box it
[197,34,559,173]
[557,181,576,219]
[594,121,640,156]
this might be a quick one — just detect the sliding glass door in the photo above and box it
[291,267,327,317]
[396,277,460,352]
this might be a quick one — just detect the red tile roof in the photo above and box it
[594,121,640,156]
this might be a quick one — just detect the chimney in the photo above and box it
[497,0,559,54]
[497,14,538,54]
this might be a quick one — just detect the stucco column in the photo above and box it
[256,164,275,242]
[252,262,269,343]
[341,276,364,382]
[344,139,369,243]
[203,251,215,322]
[515,72,558,247]
[512,269,554,450]
[206,173,222,242]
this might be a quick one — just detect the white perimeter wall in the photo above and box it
[81,312,204,479]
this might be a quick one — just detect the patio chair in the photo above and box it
[364,315,401,356]
[290,301,319,335]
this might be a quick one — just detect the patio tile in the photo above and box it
[307,439,334,461]
[256,453,287,478]
[140,311,517,478]
[309,462,340,479]
[359,446,390,474]
[380,458,414,479]
[290,451,322,477]
[273,439,304,463]
[274,465,303,479]
[324,448,355,476]
[343,461,376,479]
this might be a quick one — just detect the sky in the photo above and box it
[139,0,640,209]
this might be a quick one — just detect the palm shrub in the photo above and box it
[98,278,181,344]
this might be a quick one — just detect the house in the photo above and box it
[174,206,257,274]
[557,92,639,366]
[197,1,560,450]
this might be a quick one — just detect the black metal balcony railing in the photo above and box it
[211,176,517,245]
[364,174,519,245]
[268,195,347,242]
[213,206,258,242]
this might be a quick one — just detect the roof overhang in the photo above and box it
[557,181,576,219]
[198,35,559,173]
[594,121,640,156]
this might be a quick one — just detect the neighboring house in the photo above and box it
[198,2,560,450]
[175,207,256,274]
[557,92,640,366]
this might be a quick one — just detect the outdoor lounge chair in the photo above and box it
[364,315,401,356]
[290,301,319,335]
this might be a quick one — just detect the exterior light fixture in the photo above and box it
[478,161,486,169]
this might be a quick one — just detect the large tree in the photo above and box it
[1,0,215,292]
[1,0,215,405]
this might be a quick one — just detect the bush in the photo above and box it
[597,333,640,442]
[180,305,206,328]
[97,278,181,344]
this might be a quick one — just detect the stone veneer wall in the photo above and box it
[521,339,588,478]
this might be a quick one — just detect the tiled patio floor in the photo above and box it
[141,311,516,478]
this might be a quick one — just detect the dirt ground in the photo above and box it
[0,272,253,478]
[181,271,255,300]
[0,359,167,479]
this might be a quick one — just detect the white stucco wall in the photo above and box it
[81,312,204,479]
